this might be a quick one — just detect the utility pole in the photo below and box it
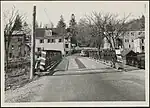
[30,6,36,80]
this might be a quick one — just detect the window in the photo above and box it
[141,39,144,43]
[40,39,44,43]
[132,39,134,42]
[125,39,129,42]
[59,39,62,42]
[131,32,134,36]
[51,39,55,43]
[47,39,50,43]
[138,32,142,35]
[129,44,130,48]
[37,48,41,51]
[9,53,12,58]
[65,44,69,48]
[142,46,144,52]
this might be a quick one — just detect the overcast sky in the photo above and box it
[2,1,148,28]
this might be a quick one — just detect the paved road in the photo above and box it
[35,55,145,101]
[5,55,145,102]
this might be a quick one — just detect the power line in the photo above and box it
[44,8,52,27]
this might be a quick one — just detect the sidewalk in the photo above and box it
[88,57,142,72]
[53,57,69,71]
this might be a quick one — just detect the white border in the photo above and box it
[1,1,149,107]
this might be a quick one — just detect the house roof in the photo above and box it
[121,49,136,56]
[35,28,45,37]
[35,28,67,38]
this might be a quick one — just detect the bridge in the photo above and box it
[9,49,143,102]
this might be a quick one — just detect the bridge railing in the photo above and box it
[86,49,118,68]
[86,49,145,69]
[35,50,62,74]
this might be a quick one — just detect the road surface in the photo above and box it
[5,55,145,102]
[37,55,145,101]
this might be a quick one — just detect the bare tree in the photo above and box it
[84,11,131,67]
[85,11,131,50]
[3,6,27,72]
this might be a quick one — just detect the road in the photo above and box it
[5,55,145,102]
[36,55,145,101]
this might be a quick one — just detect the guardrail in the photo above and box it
[35,50,63,75]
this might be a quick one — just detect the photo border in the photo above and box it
[1,1,149,107]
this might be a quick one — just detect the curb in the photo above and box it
[65,58,69,71]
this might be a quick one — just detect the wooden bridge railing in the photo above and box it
[35,50,62,72]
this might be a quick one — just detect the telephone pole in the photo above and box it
[30,6,36,80]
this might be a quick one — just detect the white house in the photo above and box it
[35,28,71,55]
[134,33,145,53]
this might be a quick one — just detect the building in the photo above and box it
[122,30,145,53]
[35,28,71,55]
[134,32,145,53]
[7,31,30,58]
[121,49,137,65]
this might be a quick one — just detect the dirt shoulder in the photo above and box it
[5,76,48,103]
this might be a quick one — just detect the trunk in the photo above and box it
[98,45,101,59]
[5,34,11,73]
[107,35,116,68]
[5,50,8,73]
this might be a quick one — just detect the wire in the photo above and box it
[44,8,52,27]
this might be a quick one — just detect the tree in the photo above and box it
[85,11,131,67]
[56,15,66,35]
[69,14,78,45]
[140,15,145,30]
[23,21,31,34]
[76,18,92,46]
[85,11,131,50]
[3,6,26,72]
[57,15,66,28]
[13,14,22,31]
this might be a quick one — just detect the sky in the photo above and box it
[2,1,148,28]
